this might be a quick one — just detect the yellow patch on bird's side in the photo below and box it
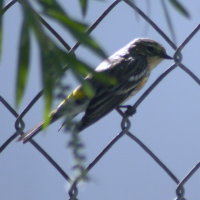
[56,87,87,110]
[68,87,86,100]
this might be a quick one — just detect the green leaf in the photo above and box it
[169,0,190,18]
[16,18,30,106]
[40,45,54,121]
[38,38,69,119]
[36,0,67,16]
[79,0,88,16]
[62,54,117,98]
[46,10,107,60]
[36,0,107,60]
[18,0,112,117]
[18,0,55,114]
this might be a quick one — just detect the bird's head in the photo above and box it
[128,38,172,70]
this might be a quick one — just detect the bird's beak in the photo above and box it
[162,54,173,59]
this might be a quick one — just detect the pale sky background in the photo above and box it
[1,0,200,200]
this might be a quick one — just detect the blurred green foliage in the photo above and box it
[1,0,190,117]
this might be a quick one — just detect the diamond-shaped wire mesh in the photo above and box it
[1,0,200,200]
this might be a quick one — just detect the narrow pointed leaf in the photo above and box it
[63,53,117,98]
[19,0,112,119]
[46,10,107,59]
[79,0,88,16]
[41,59,53,123]
[39,39,61,121]
[36,0,67,17]
[19,0,54,115]
[169,0,190,18]
[16,19,30,106]
[63,53,117,85]
[35,0,107,59]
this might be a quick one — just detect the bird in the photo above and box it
[19,38,172,143]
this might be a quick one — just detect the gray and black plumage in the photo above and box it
[19,38,172,143]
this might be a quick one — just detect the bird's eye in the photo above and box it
[146,46,156,54]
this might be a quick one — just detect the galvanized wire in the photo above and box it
[1,0,200,200]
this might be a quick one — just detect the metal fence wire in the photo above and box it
[1,0,200,200]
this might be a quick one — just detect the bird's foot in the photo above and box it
[118,105,136,116]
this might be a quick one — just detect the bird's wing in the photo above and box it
[77,90,130,132]
[77,57,148,132]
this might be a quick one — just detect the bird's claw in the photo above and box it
[118,105,136,116]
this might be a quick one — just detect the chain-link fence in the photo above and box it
[1,0,200,199]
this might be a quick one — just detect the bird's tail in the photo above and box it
[18,121,45,143]
[18,110,61,143]
[18,106,78,143]
[19,91,86,143]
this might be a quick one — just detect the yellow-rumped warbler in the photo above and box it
[19,38,172,143]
